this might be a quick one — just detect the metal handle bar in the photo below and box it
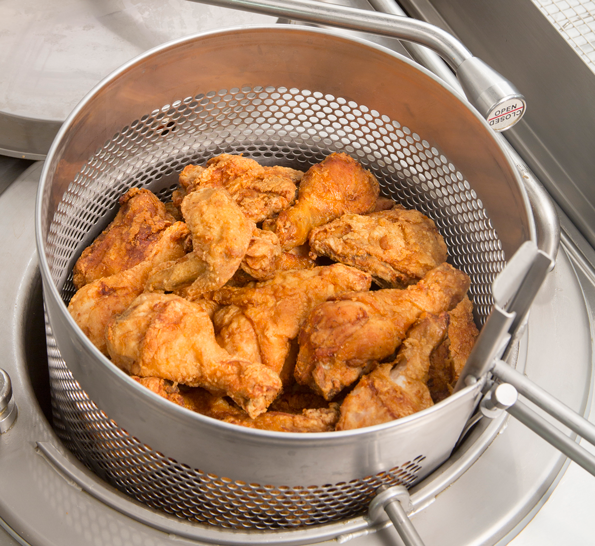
[484,379,595,478]
[187,0,526,130]
[369,486,425,546]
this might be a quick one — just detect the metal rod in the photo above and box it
[507,400,595,477]
[187,0,472,69]
[384,499,426,546]
[493,360,595,446]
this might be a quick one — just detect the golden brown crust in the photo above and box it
[72,188,177,289]
[273,153,380,250]
[309,206,447,288]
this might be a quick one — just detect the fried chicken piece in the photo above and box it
[309,205,447,288]
[336,313,449,430]
[175,155,302,223]
[213,305,262,364]
[427,296,479,403]
[68,222,190,355]
[135,379,340,432]
[72,188,176,289]
[212,264,372,384]
[107,292,282,418]
[146,187,253,297]
[372,196,398,212]
[240,228,316,280]
[272,153,379,250]
[294,263,470,400]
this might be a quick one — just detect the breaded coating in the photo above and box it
[240,228,316,280]
[146,187,253,297]
[107,292,282,418]
[427,296,479,403]
[72,188,176,289]
[135,377,339,432]
[212,264,372,384]
[309,206,447,288]
[272,153,379,250]
[294,263,470,400]
[68,222,190,355]
[174,154,302,223]
[337,313,449,430]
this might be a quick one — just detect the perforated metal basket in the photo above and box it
[36,26,534,540]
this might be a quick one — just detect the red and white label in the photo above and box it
[487,99,526,131]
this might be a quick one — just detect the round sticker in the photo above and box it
[487,98,526,131]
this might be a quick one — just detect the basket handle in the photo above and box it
[480,377,595,477]
[187,0,526,131]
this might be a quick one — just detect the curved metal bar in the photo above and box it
[188,0,472,68]
[384,500,426,546]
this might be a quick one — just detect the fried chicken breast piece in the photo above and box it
[271,153,379,250]
[174,154,302,223]
[146,187,253,297]
[107,292,282,418]
[427,296,479,403]
[135,378,339,432]
[308,205,448,288]
[72,188,176,289]
[336,313,449,430]
[212,264,372,384]
[68,222,190,355]
[294,263,470,400]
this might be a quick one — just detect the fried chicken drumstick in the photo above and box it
[294,263,470,400]
[270,152,379,250]
[107,292,282,418]
[336,312,449,430]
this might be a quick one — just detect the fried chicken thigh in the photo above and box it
[212,264,372,384]
[146,187,253,298]
[68,222,190,355]
[107,292,282,418]
[308,205,448,288]
[72,188,176,289]
[427,296,479,402]
[174,154,302,223]
[336,313,449,430]
[271,153,379,250]
[294,263,470,400]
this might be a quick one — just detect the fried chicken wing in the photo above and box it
[294,263,470,400]
[212,264,372,384]
[72,188,176,289]
[174,154,302,223]
[107,292,282,418]
[308,206,447,288]
[336,313,449,430]
[272,153,379,250]
[68,222,190,354]
[146,187,253,297]
[427,296,479,403]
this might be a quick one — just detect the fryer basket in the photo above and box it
[37,26,532,536]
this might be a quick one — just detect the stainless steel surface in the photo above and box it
[0,160,592,544]
[34,23,533,533]
[399,0,595,256]
[189,0,526,128]
[0,0,276,159]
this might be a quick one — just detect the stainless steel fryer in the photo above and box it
[34,19,570,546]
